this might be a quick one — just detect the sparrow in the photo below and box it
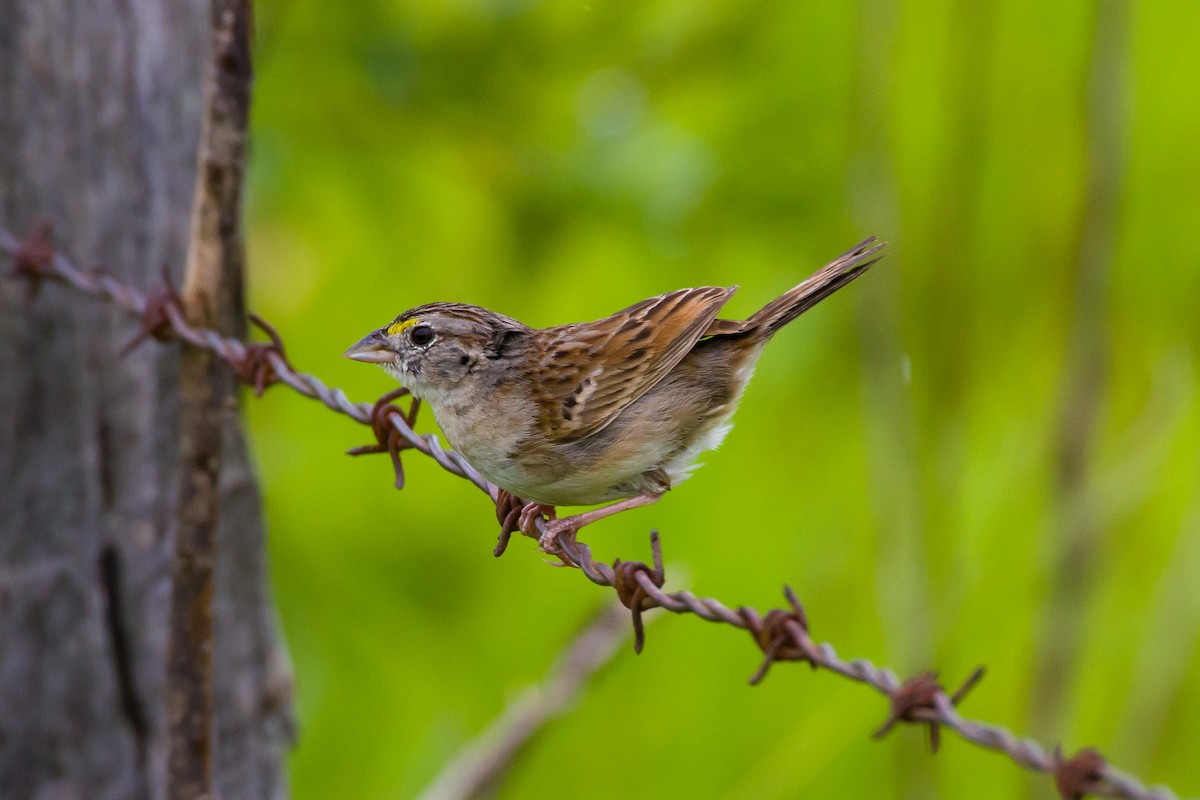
[345,237,886,549]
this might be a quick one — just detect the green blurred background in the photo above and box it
[243,0,1200,797]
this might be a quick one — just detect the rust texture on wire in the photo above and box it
[2,223,1187,800]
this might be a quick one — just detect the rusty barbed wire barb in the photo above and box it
[872,667,984,753]
[119,271,184,356]
[0,222,1188,800]
[609,533,665,653]
[874,671,943,745]
[237,313,289,396]
[1,225,148,313]
[7,221,57,298]
[1057,748,1109,800]
[743,584,817,685]
[493,490,525,557]
[346,386,420,488]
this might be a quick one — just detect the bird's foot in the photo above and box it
[535,492,663,550]
[518,502,556,539]
[538,515,581,552]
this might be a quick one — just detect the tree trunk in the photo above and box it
[0,3,292,799]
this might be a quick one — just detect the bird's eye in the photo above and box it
[410,324,434,346]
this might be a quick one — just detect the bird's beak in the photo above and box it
[343,330,394,364]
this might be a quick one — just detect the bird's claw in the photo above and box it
[513,501,581,551]
[518,501,556,539]
[538,516,580,552]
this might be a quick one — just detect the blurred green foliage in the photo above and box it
[245,0,1200,797]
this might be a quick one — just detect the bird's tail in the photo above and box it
[746,237,887,338]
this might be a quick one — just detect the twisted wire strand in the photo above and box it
[0,225,1186,800]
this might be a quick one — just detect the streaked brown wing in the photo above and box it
[533,286,737,442]
[702,317,756,336]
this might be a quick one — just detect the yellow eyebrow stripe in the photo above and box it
[386,318,419,336]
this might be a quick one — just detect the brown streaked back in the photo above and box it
[532,286,737,442]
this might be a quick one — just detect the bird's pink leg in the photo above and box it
[538,493,662,550]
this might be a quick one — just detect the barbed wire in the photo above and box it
[2,222,1187,800]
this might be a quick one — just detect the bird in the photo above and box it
[345,237,886,549]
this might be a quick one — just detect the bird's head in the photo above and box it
[344,302,530,402]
